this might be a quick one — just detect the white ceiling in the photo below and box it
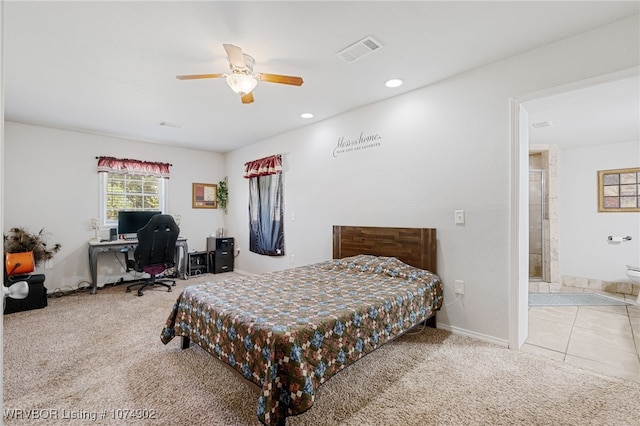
[4,1,639,153]
[525,76,639,149]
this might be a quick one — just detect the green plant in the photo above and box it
[217,177,228,213]
[4,227,61,267]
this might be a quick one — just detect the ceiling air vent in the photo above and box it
[159,121,185,129]
[337,36,383,63]
[530,121,554,129]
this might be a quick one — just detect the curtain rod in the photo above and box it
[244,153,284,166]
[95,156,172,166]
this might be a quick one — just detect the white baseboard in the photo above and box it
[437,323,509,348]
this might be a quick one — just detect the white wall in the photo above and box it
[559,140,640,281]
[1,3,5,283]
[3,15,637,344]
[224,16,640,344]
[4,122,226,290]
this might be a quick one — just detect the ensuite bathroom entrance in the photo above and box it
[529,148,559,289]
[529,169,547,281]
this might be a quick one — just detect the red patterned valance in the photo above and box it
[97,156,171,179]
[243,154,282,178]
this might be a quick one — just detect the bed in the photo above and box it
[161,226,442,425]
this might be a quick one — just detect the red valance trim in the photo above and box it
[97,156,171,179]
[243,154,283,178]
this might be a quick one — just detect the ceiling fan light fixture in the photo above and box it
[226,73,258,96]
[177,44,302,104]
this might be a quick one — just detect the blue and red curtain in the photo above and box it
[244,155,284,256]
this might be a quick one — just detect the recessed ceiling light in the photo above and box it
[385,78,403,88]
[300,113,314,119]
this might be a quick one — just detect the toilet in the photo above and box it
[626,265,640,303]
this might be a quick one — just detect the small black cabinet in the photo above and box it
[208,237,234,274]
[188,251,209,276]
[4,274,48,314]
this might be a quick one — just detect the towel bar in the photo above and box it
[607,236,632,242]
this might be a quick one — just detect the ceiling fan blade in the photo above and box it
[223,43,247,68]
[256,73,304,86]
[176,74,225,80]
[241,92,255,104]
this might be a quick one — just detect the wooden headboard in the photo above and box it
[332,226,437,274]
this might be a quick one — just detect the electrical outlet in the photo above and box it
[454,279,465,295]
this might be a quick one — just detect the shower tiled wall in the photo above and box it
[529,146,559,290]
[561,275,640,296]
[529,165,544,279]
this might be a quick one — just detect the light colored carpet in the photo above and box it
[4,273,640,425]
[529,293,632,306]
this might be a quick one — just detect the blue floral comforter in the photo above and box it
[161,255,443,425]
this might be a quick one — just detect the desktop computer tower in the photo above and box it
[188,252,209,276]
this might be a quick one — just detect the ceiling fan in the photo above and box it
[176,44,304,104]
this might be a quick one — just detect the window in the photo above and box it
[101,173,166,225]
[96,156,171,227]
[244,155,284,256]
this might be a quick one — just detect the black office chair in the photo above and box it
[125,214,179,297]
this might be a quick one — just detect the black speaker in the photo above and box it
[110,228,118,241]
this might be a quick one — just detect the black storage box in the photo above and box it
[4,274,48,314]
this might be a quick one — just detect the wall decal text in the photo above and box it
[333,131,382,157]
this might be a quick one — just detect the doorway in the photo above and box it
[509,67,639,349]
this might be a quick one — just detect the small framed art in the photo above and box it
[597,167,640,212]
[192,183,217,209]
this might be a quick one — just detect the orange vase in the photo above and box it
[5,252,36,276]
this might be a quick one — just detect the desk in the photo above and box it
[88,238,188,294]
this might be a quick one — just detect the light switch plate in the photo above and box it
[455,210,465,225]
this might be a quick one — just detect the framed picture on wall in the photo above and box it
[597,167,640,212]
[192,183,217,209]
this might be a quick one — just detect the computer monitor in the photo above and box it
[117,211,161,237]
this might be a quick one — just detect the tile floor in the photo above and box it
[523,286,640,382]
